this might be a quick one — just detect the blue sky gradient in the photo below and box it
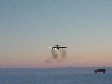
[0,0,112,68]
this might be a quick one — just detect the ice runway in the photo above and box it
[0,67,112,84]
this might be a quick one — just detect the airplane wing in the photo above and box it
[52,47,67,48]
[52,47,58,48]
[58,47,67,48]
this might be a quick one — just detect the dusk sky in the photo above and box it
[0,0,112,68]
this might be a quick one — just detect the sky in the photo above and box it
[0,0,112,68]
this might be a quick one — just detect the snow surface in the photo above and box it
[0,67,112,84]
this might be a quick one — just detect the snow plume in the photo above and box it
[46,49,67,63]
[61,49,67,59]
[51,49,58,59]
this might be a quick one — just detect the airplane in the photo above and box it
[52,45,67,50]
